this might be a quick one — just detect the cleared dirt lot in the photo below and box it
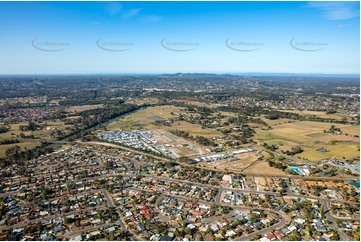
[66,104,104,113]
[200,150,261,172]
[152,129,209,158]
[125,98,160,105]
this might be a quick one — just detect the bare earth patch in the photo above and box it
[66,104,104,113]
[243,160,286,176]
[201,151,261,172]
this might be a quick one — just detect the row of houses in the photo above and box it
[97,130,160,154]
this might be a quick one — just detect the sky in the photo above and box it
[0,1,359,75]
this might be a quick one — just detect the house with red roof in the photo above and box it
[267,233,276,241]
[274,231,283,239]
[193,210,202,217]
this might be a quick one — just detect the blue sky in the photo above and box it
[0,1,359,74]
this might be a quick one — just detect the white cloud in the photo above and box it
[307,1,359,20]
[105,2,122,16]
[123,8,143,18]
[337,23,353,28]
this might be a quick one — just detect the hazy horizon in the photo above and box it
[0,1,360,74]
[0,72,360,78]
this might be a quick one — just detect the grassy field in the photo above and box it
[255,121,360,161]
[172,99,223,108]
[66,104,104,113]
[164,121,222,138]
[124,98,160,105]
[249,116,294,128]
[0,140,42,157]
[243,160,286,176]
[0,121,71,157]
[106,105,222,138]
[281,110,355,121]
[1,122,48,140]
[1,122,72,140]
[299,143,359,161]
[264,118,293,126]
[107,105,184,130]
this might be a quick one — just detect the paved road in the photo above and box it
[203,210,236,225]
[2,169,357,210]
[3,171,357,208]
[133,173,359,206]
[64,222,116,238]
[215,189,223,204]
[89,141,358,182]
[153,195,172,223]
[102,189,141,241]
[3,205,108,229]
[124,178,358,241]
[141,174,281,196]
[62,189,141,240]
[84,141,169,162]
[1,140,358,241]
[101,189,116,208]
[321,199,352,241]
[254,144,359,181]
[126,186,291,241]
[235,214,286,241]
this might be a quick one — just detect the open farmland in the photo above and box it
[66,104,104,113]
[163,120,222,138]
[124,97,160,105]
[106,105,183,130]
[0,121,73,140]
[256,117,293,127]
[0,121,74,157]
[106,105,222,138]
[281,110,356,121]
[0,140,42,157]
[173,99,224,108]
[255,121,360,161]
